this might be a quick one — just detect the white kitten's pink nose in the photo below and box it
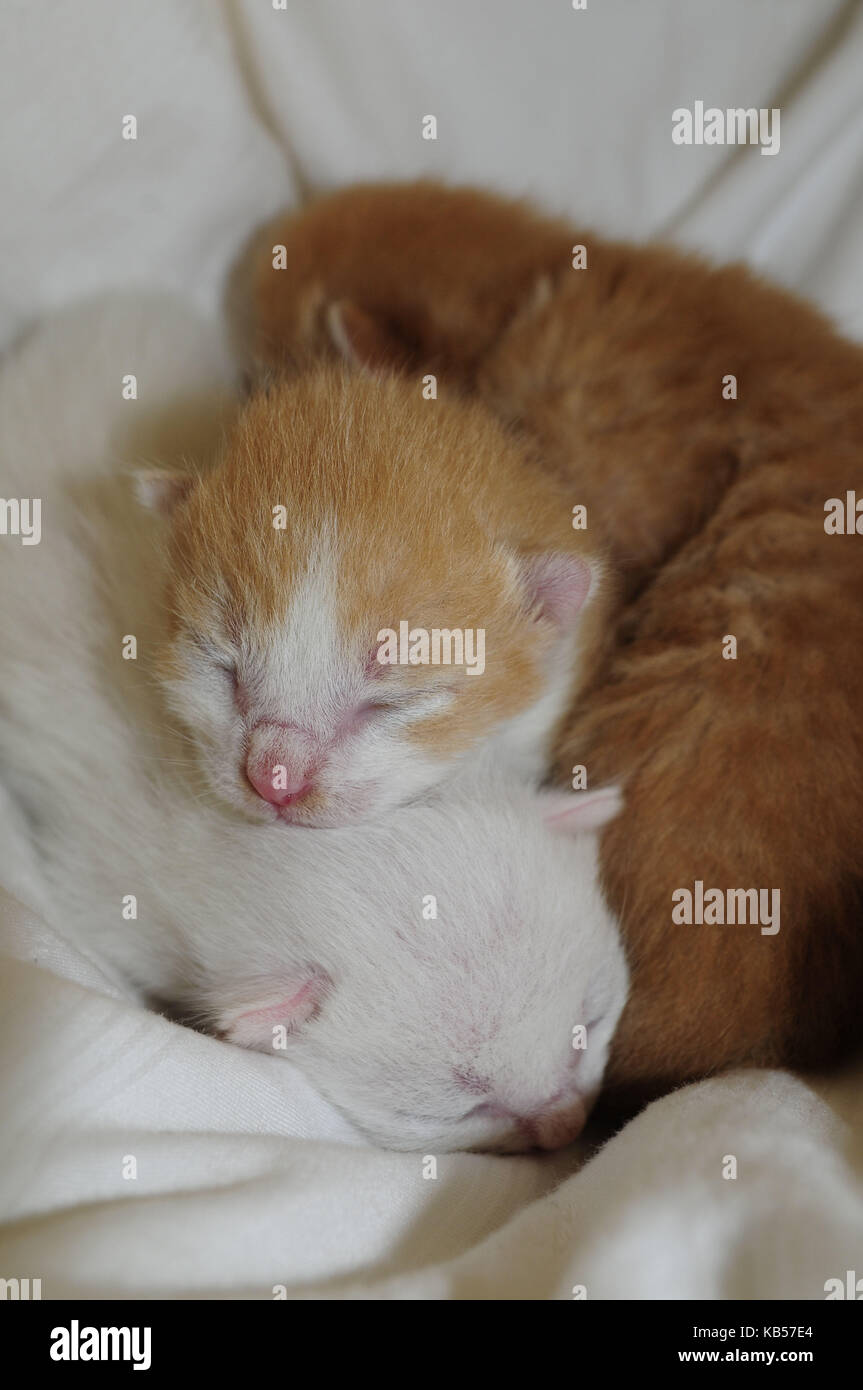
[245,722,319,807]
[477,1090,588,1151]
[526,1098,588,1151]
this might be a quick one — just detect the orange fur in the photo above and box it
[251,181,863,1104]
[251,183,572,387]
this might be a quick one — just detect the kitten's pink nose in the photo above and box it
[526,1098,588,1151]
[245,722,319,806]
[246,765,314,806]
[479,1091,588,1151]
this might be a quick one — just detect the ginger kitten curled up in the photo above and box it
[251,181,863,1098]
[140,367,606,827]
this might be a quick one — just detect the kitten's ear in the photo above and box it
[515,551,595,628]
[133,467,195,518]
[540,785,622,835]
[326,299,410,373]
[217,967,332,1052]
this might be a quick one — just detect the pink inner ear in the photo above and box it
[542,785,623,835]
[223,969,331,1051]
[133,468,194,518]
[520,553,593,627]
[327,300,408,371]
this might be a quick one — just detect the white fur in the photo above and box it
[0,296,628,1152]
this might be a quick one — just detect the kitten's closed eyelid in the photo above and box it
[463,1101,495,1120]
[360,683,457,709]
[389,1106,480,1125]
[358,695,415,713]
[580,1012,605,1035]
[186,630,236,673]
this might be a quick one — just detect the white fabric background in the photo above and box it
[1,0,863,1299]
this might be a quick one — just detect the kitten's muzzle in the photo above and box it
[245,720,320,807]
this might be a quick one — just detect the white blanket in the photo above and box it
[2,0,863,1300]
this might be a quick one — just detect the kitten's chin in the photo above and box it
[273,792,382,829]
[264,774,452,827]
[275,806,365,829]
[213,778,388,829]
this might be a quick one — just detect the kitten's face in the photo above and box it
[142,371,598,827]
[197,786,628,1153]
[156,541,472,827]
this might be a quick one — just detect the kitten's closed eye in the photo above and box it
[357,687,455,719]
[357,698,410,715]
[357,695,428,716]
[187,630,236,676]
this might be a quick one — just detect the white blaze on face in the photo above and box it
[252,542,349,732]
[242,547,355,806]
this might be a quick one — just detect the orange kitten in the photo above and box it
[251,181,863,1101]
[138,366,606,827]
